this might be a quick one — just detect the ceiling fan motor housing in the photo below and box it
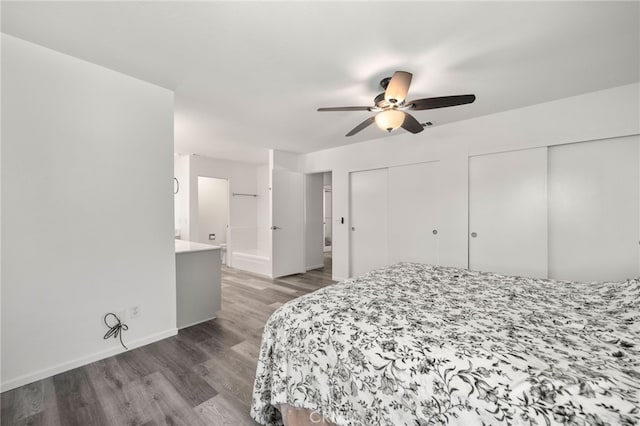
[379,77,400,103]
[380,77,392,90]
[374,92,397,110]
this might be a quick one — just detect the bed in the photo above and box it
[250,263,640,426]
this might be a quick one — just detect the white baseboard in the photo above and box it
[305,264,325,271]
[1,328,178,392]
[178,316,217,330]
[332,275,347,282]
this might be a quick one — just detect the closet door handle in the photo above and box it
[470,232,477,238]
[271,226,281,230]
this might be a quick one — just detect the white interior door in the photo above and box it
[350,168,388,277]
[548,136,639,282]
[271,169,305,278]
[469,147,548,278]
[388,161,440,265]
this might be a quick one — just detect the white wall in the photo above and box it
[1,35,176,391]
[305,173,324,270]
[174,154,190,240]
[181,154,265,254]
[271,149,303,172]
[323,172,332,186]
[256,164,271,258]
[302,83,640,280]
[197,176,228,244]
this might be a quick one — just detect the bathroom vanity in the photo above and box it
[175,240,221,329]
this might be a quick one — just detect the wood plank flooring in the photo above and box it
[1,253,335,426]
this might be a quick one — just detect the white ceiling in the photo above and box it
[2,1,639,164]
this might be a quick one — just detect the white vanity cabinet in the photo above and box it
[175,240,221,329]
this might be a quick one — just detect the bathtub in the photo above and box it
[231,249,270,276]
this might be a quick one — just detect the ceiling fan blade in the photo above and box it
[346,116,375,137]
[318,106,372,112]
[384,71,412,104]
[401,112,424,134]
[408,94,476,110]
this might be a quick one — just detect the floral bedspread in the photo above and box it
[251,263,640,425]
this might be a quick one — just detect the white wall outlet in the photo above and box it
[130,305,141,319]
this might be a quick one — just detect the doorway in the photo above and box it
[322,172,333,274]
[304,172,332,274]
[197,176,229,265]
[323,184,332,252]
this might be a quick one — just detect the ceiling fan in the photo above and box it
[318,71,476,136]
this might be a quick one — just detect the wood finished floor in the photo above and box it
[1,254,335,426]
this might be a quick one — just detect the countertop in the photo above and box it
[175,239,221,254]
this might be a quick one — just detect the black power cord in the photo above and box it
[103,312,129,350]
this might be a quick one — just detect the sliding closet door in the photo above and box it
[469,147,548,278]
[388,161,440,265]
[548,136,639,282]
[350,168,388,277]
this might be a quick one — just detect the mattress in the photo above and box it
[251,263,640,425]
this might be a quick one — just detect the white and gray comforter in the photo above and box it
[251,263,640,425]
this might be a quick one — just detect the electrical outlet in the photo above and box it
[130,305,141,319]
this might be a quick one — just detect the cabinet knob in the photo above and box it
[432,229,438,235]
[351,227,355,231]
[471,232,477,238]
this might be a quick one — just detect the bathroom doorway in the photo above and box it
[323,176,332,253]
[322,172,332,276]
[197,176,229,265]
[304,171,332,274]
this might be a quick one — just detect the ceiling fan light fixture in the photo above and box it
[375,109,405,133]
[318,70,475,137]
